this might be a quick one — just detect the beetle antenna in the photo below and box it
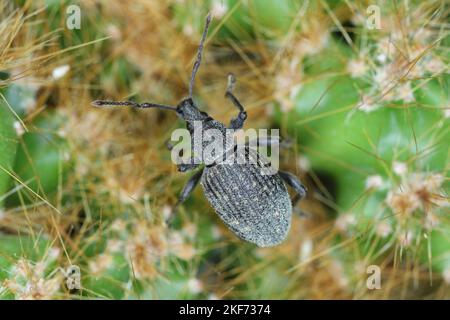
[91,100,177,111]
[188,13,212,98]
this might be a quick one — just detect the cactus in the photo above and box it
[0,0,448,300]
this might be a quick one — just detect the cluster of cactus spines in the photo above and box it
[0,0,448,299]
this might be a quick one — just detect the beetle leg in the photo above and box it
[169,138,201,172]
[254,136,280,147]
[279,171,307,206]
[176,168,204,206]
[166,168,204,227]
[175,148,201,172]
[245,136,293,151]
[165,138,174,151]
[256,136,293,149]
[177,162,200,172]
[226,73,247,130]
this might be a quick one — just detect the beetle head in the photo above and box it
[176,98,209,122]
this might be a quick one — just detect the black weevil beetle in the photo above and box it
[92,14,307,247]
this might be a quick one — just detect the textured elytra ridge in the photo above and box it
[201,148,292,247]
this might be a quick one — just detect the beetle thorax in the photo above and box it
[176,98,210,121]
[175,100,233,166]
